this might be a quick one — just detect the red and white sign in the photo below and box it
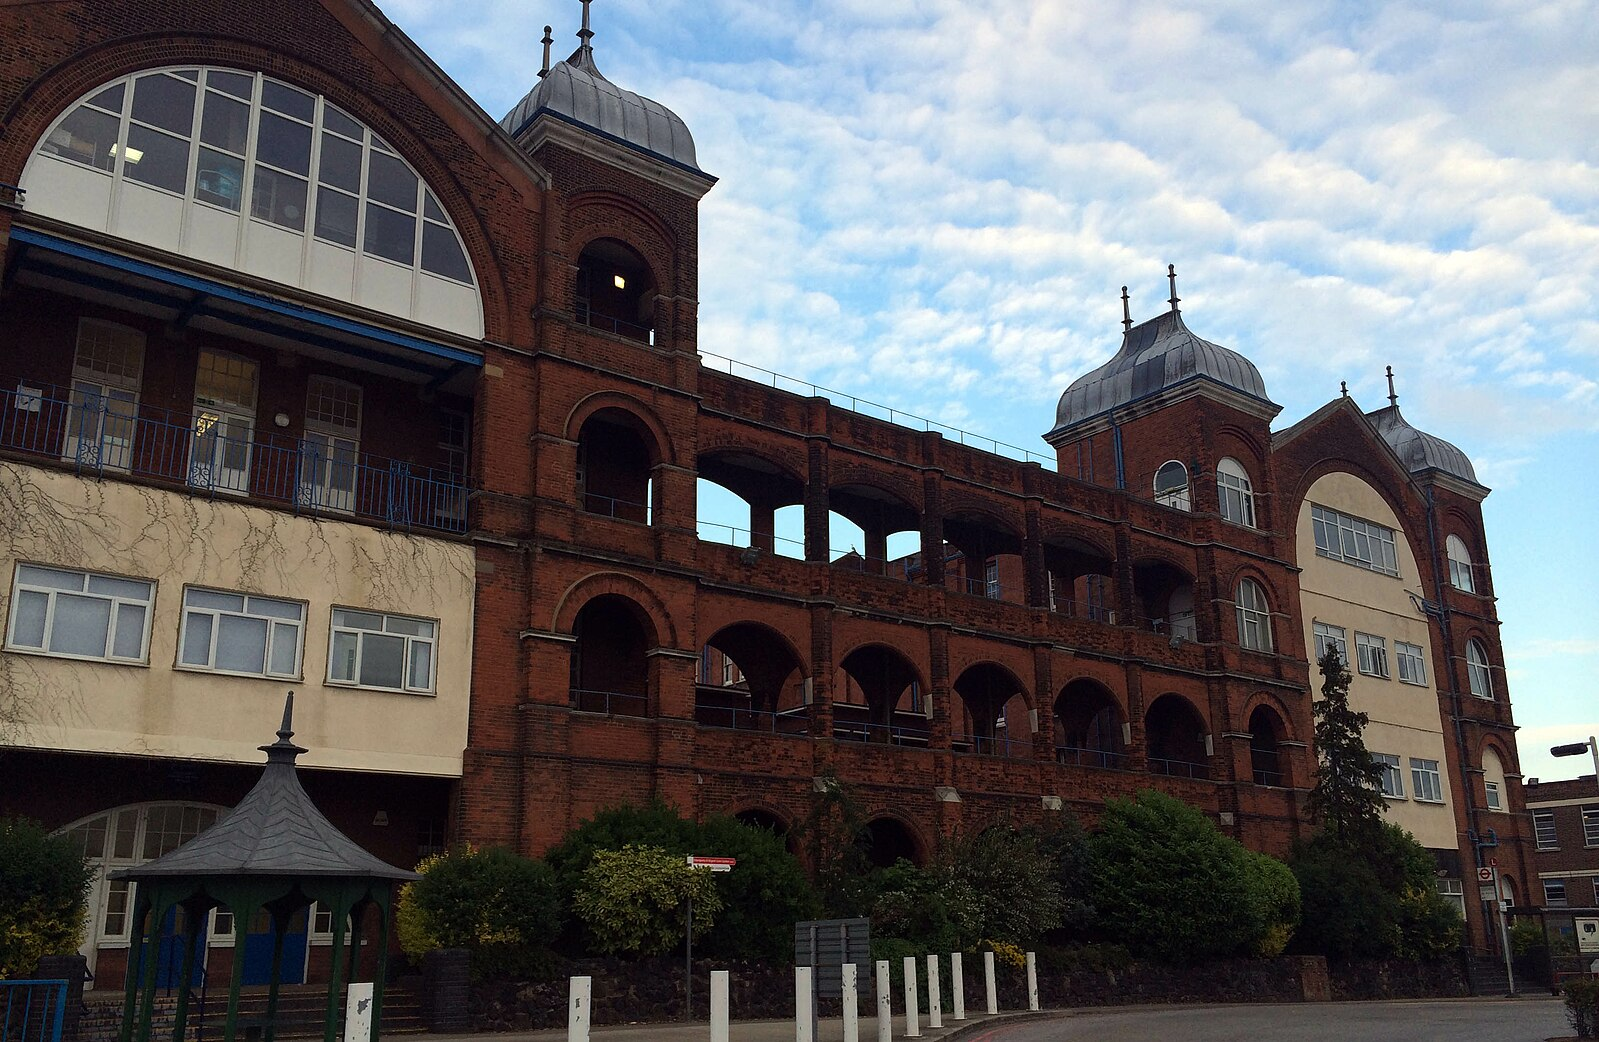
[1477,866,1496,884]
[687,856,736,872]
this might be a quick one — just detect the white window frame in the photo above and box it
[1355,632,1389,679]
[1484,779,1502,811]
[1466,639,1493,700]
[300,375,362,514]
[1235,578,1272,652]
[190,348,258,496]
[6,564,154,664]
[1437,878,1466,920]
[1216,457,1256,528]
[1534,810,1558,850]
[1312,621,1347,664]
[177,586,305,679]
[327,607,437,694]
[1309,504,1400,576]
[1374,752,1405,799]
[1584,806,1599,848]
[1395,641,1427,685]
[64,319,145,473]
[1446,534,1475,593]
[1410,757,1443,803]
[1153,460,1190,510]
[1544,880,1568,907]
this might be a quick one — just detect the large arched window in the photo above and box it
[1153,460,1190,510]
[1216,457,1256,528]
[1466,639,1493,699]
[1235,578,1272,652]
[1446,534,1475,593]
[22,67,482,337]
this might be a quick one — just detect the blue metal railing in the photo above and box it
[0,980,67,1042]
[694,701,811,735]
[0,385,469,534]
[954,733,1026,758]
[833,718,931,747]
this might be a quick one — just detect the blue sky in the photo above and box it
[387,0,1598,782]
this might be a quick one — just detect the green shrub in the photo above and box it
[1242,848,1301,957]
[572,844,721,956]
[1509,919,1547,957]
[1565,976,1599,1039]
[940,825,1066,948]
[868,859,967,955]
[0,818,91,978]
[1289,824,1460,960]
[395,846,561,980]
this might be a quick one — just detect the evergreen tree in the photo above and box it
[1307,647,1387,842]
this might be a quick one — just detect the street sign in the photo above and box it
[1477,866,1495,884]
[687,855,736,872]
[1478,886,1497,903]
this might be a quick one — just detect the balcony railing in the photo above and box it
[952,733,1027,758]
[1055,745,1129,770]
[575,300,654,345]
[1148,756,1211,781]
[583,491,649,523]
[1252,768,1284,787]
[569,688,649,717]
[1,385,470,534]
[694,701,811,735]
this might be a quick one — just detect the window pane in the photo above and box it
[384,616,432,637]
[313,187,357,248]
[112,603,146,658]
[43,105,120,172]
[318,133,362,192]
[363,204,415,265]
[269,622,299,676]
[322,105,362,140]
[131,74,196,136]
[408,640,432,690]
[247,596,302,621]
[215,614,268,673]
[124,125,191,193]
[358,633,405,688]
[48,593,111,657]
[187,589,245,612]
[333,609,384,631]
[206,71,253,100]
[421,223,472,283]
[87,84,126,112]
[261,81,315,121]
[10,589,48,648]
[87,575,151,600]
[330,629,359,681]
[200,93,250,154]
[181,612,214,665]
[366,152,417,211]
[19,566,86,590]
[112,810,138,859]
[423,191,446,222]
[195,147,245,210]
[251,166,307,230]
[257,112,312,175]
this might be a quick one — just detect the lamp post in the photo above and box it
[1550,736,1599,789]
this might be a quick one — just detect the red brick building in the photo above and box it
[0,0,1530,982]
[1524,771,1599,958]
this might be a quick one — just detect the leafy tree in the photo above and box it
[867,858,967,955]
[1308,647,1387,842]
[395,845,562,979]
[1087,790,1293,962]
[940,825,1067,947]
[793,772,873,917]
[1241,847,1301,957]
[1031,816,1095,940]
[572,844,721,956]
[1289,823,1461,959]
[0,818,92,977]
[544,799,697,905]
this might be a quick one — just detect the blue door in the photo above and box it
[150,906,207,988]
[241,908,308,986]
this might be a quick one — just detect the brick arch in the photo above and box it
[725,802,796,837]
[1477,733,1517,775]
[1127,543,1197,579]
[1038,519,1115,562]
[0,35,514,342]
[703,619,811,681]
[827,462,924,513]
[1145,690,1211,729]
[1285,459,1422,562]
[950,657,1035,712]
[1214,424,1270,473]
[834,639,927,694]
[566,390,678,468]
[1223,562,1286,609]
[695,442,806,487]
[1241,691,1299,743]
[939,493,1025,544]
[550,571,679,648]
[566,196,677,296]
[859,809,931,868]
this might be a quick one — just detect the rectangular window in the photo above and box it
[178,587,304,678]
[1484,780,1502,811]
[1585,806,1599,847]
[191,350,258,495]
[1436,879,1465,920]
[1533,810,1557,849]
[1312,621,1347,663]
[1544,880,1567,907]
[1410,758,1443,803]
[1374,752,1405,798]
[6,564,153,663]
[328,608,436,693]
[65,320,145,473]
[984,558,1001,600]
[1395,641,1427,685]
[1310,504,1400,576]
[1355,632,1390,678]
[301,376,361,513]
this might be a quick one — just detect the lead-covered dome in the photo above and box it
[501,39,701,172]
[1366,404,1481,486]
[1048,309,1275,439]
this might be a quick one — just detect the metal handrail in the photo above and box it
[568,688,649,717]
[832,719,930,747]
[953,733,1026,758]
[582,491,649,522]
[1148,756,1211,780]
[1055,745,1129,770]
[694,702,811,735]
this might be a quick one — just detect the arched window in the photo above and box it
[22,67,481,337]
[576,239,655,343]
[1481,748,1508,811]
[1446,534,1475,593]
[1153,460,1190,510]
[1235,578,1272,652]
[1216,457,1256,528]
[1466,639,1493,699]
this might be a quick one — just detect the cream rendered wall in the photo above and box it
[1296,471,1457,850]
[1,464,473,777]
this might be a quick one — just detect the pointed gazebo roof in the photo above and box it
[116,694,417,882]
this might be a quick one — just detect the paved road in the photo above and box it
[966,998,1569,1042]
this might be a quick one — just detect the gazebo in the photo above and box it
[113,695,420,1042]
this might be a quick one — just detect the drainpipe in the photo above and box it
[1109,408,1126,490]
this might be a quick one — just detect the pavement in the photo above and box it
[430,1009,1053,1041]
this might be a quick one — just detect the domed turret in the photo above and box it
[1366,368,1482,488]
[501,5,703,172]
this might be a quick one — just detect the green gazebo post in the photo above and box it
[113,694,420,1042]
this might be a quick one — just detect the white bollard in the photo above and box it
[795,966,814,1042]
[711,970,730,1042]
[1026,951,1039,1011]
[903,955,921,1037]
[926,954,942,1028]
[983,951,998,1015]
[951,952,966,1020]
[841,963,859,1042]
[875,960,892,1042]
[568,975,591,1042]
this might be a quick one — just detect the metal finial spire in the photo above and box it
[1167,264,1180,313]
[1120,286,1132,332]
[1340,380,1348,398]
[261,691,307,762]
[577,0,594,52]
[540,25,553,78]
[1385,365,1398,407]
